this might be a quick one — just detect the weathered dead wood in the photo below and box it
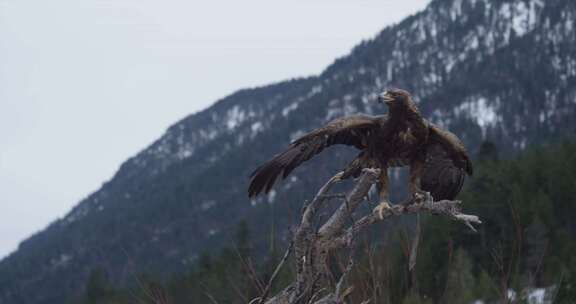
[257,168,481,304]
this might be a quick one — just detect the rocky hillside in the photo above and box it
[1,0,575,303]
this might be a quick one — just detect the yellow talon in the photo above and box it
[373,201,392,219]
[412,190,432,204]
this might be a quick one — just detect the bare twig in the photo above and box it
[234,247,265,293]
[148,283,169,304]
[408,213,421,272]
[257,242,294,304]
[228,274,250,303]
[199,281,221,304]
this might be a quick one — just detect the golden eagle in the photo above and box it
[248,89,473,217]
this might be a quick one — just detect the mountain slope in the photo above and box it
[1,0,576,303]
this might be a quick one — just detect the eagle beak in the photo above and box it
[378,92,394,104]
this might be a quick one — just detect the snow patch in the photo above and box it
[51,254,73,267]
[201,200,216,211]
[507,0,541,37]
[449,0,463,21]
[268,190,277,204]
[199,128,218,140]
[526,288,546,304]
[226,105,246,130]
[177,146,194,159]
[474,287,551,304]
[282,102,299,117]
[65,205,90,224]
[283,175,299,190]
[251,121,263,133]
[508,289,517,301]
[454,96,499,129]
[281,86,321,118]
[290,130,306,142]
[309,85,323,96]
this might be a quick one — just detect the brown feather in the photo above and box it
[427,124,473,176]
[248,115,382,198]
[421,125,473,200]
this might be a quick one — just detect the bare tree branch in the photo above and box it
[408,213,421,272]
[262,168,481,304]
[318,168,380,238]
[256,242,294,304]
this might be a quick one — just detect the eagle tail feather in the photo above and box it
[248,145,303,198]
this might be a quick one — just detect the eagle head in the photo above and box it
[378,88,417,114]
[377,88,412,106]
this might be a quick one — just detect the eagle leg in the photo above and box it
[373,167,392,219]
[408,159,431,204]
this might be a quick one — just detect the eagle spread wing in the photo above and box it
[248,115,382,198]
[421,124,473,200]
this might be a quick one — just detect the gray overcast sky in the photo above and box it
[0,0,430,258]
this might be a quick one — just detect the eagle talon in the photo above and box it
[412,190,432,205]
[424,191,433,203]
[373,201,392,219]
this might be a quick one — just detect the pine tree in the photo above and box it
[443,248,476,303]
[83,268,111,304]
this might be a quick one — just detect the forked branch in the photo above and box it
[257,168,480,304]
